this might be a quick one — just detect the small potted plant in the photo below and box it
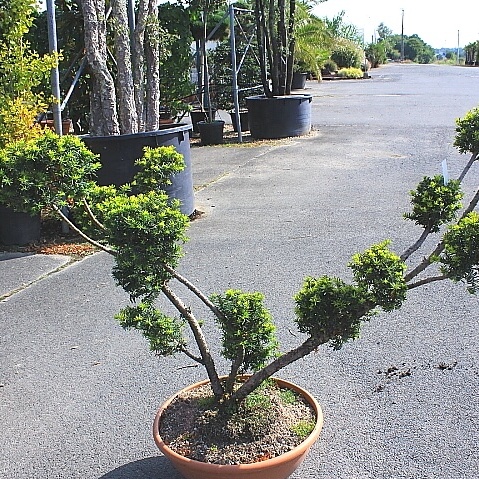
[0,0,57,245]
[1,108,478,478]
[187,0,227,144]
[210,25,262,133]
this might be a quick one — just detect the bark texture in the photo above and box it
[79,0,120,136]
[111,0,138,134]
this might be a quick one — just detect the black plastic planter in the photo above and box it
[246,94,312,139]
[0,206,41,246]
[291,72,307,90]
[229,110,249,132]
[82,124,195,216]
[190,109,217,133]
[197,120,225,145]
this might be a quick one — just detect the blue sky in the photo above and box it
[313,0,478,49]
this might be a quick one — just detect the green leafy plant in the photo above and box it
[0,0,57,147]
[336,67,363,79]
[290,419,316,439]
[454,107,479,155]
[1,107,478,426]
[404,176,463,232]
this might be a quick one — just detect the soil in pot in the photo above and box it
[159,379,317,465]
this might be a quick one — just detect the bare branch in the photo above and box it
[161,284,224,398]
[52,204,116,255]
[400,227,432,261]
[163,265,228,323]
[82,198,106,230]
[407,275,447,290]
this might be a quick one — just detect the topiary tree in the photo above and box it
[0,107,478,408]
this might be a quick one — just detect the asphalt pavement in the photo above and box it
[1,63,479,479]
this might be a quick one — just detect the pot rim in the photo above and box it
[246,94,312,101]
[153,376,323,471]
[80,123,192,141]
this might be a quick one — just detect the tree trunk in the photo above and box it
[132,0,149,132]
[111,0,138,134]
[144,0,160,131]
[79,0,120,136]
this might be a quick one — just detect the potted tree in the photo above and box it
[246,0,313,139]
[210,7,262,133]
[187,0,228,144]
[1,109,478,478]
[0,0,56,245]
[77,0,195,215]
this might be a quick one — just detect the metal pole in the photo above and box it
[400,9,405,62]
[457,30,460,65]
[229,3,242,142]
[46,0,62,135]
[127,0,135,53]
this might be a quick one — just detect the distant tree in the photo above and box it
[389,33,434,63]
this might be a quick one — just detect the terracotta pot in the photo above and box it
[153,377,323,479]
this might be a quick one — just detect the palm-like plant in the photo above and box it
[293,1,332,80]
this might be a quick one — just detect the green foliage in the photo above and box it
[70,184,125,238]
[336,67,363,79]
[0,130,100,213]
[290,419,315,439]
[116,302,186,356]
[0,0,57,146]
[210,290,278,372]
[294,276,372,349]
[29,0,90,133]
[439,212,479,293]
[158,2,195,119]
[133,146,186,191]
[454,107,479,154]
[294,1,332,78]
[331,41,363,69]
[210,39,262,110]
[321,59,338,74]
[101,191,189,301]
[404,176,463,232]
[366,41,387,68]
[389,33,435,63]
[349,241,407,312]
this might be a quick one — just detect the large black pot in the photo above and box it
[0,206,41,246]
[82,124,195,216]
[246,94,312,139]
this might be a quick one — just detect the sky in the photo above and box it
[312,0,478,49]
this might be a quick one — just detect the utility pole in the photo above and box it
[401,9,405,62]
[457,30,460,65]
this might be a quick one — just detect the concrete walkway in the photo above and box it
[1,64,478,479]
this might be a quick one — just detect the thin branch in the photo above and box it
[232,334,326,403]
[163,265,227,322]
[179,346,204,364]
[400,226,432,261]
[161,284,224,398]
[52,204,116,255]
[458,152,478,182]
[407,275,447,290]
[82,198,106,230]
[225,345,245,395]
[404,178,479,283]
